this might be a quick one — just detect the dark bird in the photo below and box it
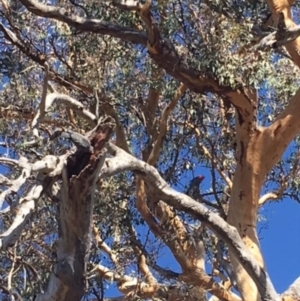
[186,175,205,199]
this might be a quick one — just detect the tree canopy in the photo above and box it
[0,0,300,300]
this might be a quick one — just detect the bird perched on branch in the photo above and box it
[186,175,205,199]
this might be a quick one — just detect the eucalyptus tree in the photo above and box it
[0,0,299,301]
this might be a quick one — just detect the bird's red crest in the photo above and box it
[197,175,205,181]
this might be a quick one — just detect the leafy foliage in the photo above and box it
[0,0,300,300]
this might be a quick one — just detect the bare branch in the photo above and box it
[281,277,300,301]
[256,13,300,50]
[128,233,179,279]
[0,153,64,214]
[147,83,186,166]
[93,226,118,265]
[31,92,97,133]
[40,63,49,118]
[265,0,300,68]
[32,62,49,138]
[0,21,46,65]
[135,245,157,285]
[0,157,20,167]
[112,0,140,11]
[101,101,131,153]
[0,184,42,249]
[217,241,238,289]
[7,245,17,291]
[258,192,278,206]
[0,159,31,211]
[18,0,147,44]
[0,174,12,186]
[0,285,23,301]
[185,122,232,189]
[93,263,160,298]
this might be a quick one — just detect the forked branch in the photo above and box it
[100,143,279,301]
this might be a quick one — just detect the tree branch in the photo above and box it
[18,0,147,44]
[0,157,31,211]
[93,226,118,265]
[265,0,300,68]
[93,263,161,298]
[0,184,42,249]
[32,62,49,138]
[261,88,300,173]
[281,277,300,301]
[31,92,97,131]
[18,0,252,117]
[147,83,186,166]
[100,143,279,301]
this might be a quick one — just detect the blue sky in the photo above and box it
[261,200,300,293]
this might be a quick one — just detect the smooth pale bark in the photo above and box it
[227,139,265,301]
[226,85,300,300]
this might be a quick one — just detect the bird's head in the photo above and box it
[196,175,205,182]
[190,175,205,186]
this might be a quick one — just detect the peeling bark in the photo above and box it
[35,118,116,301]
